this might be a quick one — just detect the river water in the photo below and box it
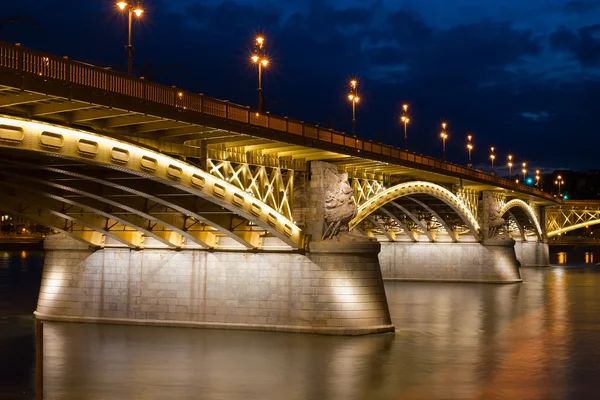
[1,250,600,399]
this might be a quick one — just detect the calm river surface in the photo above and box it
[2,250,600,399]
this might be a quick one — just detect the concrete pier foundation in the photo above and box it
[378,241,522,283]
[35,234,394,335]
[514,241,550,267]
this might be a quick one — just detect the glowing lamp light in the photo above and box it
[256,36,264,46]
[251,55,259,63]
[526,177,534,185]
[261,59,269,67]
[353,96,360,103]
[134,7,144,17]
[117,1,127,10]
[563,194,569,200]
[348,94,354,100]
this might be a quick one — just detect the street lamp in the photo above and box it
[440,122,448,161]
[490,146,496,174]
[116,1,144,75]
[348,79,360,136]
[507,154,513,180]
[522,162,527,181]
[535,169,541,189]
[555,175,565,196]
[401,104,409,150]
[251,31,269,113]
[466,134,473,167]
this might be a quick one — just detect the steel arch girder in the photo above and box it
[0,201,106,247]
[500,199,543,240]
[0,180,177,248]
[0,116,303,249]
[35,166,256,249]
[0,171,213,249]
[378,206,417,241]
[506,210,527,241]
[350,181,480,240]
[388,200,435,242]
[0,193,139,248]
[405,196,460,242]
[366,215,395,241]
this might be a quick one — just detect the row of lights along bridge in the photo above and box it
[114,2,566,198]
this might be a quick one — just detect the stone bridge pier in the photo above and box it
[35,161,394,336]
[359,188,551,284]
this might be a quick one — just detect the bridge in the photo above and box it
[0,42,598,335]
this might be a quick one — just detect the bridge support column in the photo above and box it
[514,240,550,267]
[35,234,394,335]
[378,241,522,283]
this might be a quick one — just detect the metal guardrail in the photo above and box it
[0,41,557,202]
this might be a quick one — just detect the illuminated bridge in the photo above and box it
[0,42,594,335]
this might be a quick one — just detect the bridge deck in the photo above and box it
[0,41,557,205]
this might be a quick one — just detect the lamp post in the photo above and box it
[440,122,448,161]
[490,146,496,174]
[508,154,513,180]
[535,169,541,189]
[522,162,527,182]
[116,1,144,75]
[466,134,473,168]
[348,79,360,136]
[401,104,409,150]
[251,32,269,113]
[555,175,565,196]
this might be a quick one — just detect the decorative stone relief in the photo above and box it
[481,191,511,241]
[322,166,357,240]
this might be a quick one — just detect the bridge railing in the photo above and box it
[0,42,556,202]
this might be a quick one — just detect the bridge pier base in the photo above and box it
[34,234,394,336]
[378,241,522,283]
[514,240,550,267]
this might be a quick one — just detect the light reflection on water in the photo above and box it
[554,251,596,265]
[3,252,600,399]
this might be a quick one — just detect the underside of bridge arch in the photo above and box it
[500,199,543,242]
[350,181,480,243]
[0,116,304,250]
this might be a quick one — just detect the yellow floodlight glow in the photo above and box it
[251,55,259,63]
[256,36,264,46]
[134,7,144,17]
[117,1,127,10]
[348,94,354,101]
[0,115,304,249]
[261,59,269,67]
[403,104,408,112]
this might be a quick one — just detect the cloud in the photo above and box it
[550,24,600,67]
[521,111,550,121]
[564,1,600,14]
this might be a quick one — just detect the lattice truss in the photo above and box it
[546,207,600,237]
[207,159,294,221]
[455,188,479,220]
[351,178,385,206]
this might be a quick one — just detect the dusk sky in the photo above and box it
[2,0,600,172]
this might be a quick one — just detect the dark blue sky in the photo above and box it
[2,0,600,172]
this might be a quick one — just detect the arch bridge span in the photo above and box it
[0,116,304,250]
[349,181,481,242]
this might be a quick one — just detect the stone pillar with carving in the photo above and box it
[304,161,394,333]
[480,191,513,245]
